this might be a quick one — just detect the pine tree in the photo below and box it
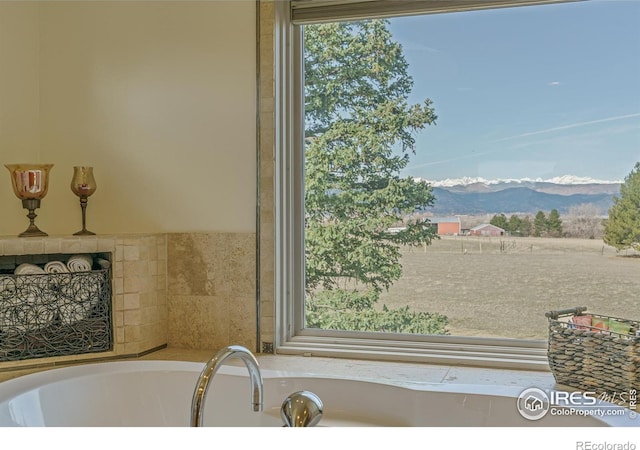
[508,215,523,236]
[547,209,563,237]
[303,20,447,333]
[603,162,640,251]
[533,211,547,237]
[519,216,533,237]
[490,213,509,232]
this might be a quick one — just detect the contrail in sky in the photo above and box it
[488,113,640,143]
[406,112,640,170]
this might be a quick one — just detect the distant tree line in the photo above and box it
[489,209,563,237]
[484,162,639,247]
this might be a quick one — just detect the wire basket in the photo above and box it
[546,307,640,399]
[0,267,112,362]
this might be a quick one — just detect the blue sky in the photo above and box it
[388,0,640,182]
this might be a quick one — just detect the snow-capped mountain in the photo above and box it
[415,175,622,187]
[412,175,622,216]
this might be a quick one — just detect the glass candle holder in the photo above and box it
[5,163,54,237]
[70,166,97,236]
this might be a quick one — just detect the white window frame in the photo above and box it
[273,0,582,370]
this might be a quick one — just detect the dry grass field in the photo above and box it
[377,236,640,340]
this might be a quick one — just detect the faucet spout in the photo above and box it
[190,345,264,427]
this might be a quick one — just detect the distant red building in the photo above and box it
[429,216,461,236]
[469,223,505,237]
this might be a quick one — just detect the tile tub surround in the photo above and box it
[166,233,257,351]
[0,231,259,373]
[0,234,168,370]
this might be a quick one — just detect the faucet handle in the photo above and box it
[280,390,323,427]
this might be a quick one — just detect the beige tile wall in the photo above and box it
[166,232,257,352]
[117,235,168,355]
[258,0,276,350]
[0,230,259,374]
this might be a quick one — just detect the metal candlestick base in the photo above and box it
[73,196,95,236]
[19,199,48,237]
[73,230,96,236]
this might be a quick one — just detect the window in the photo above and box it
[273,0,640,369]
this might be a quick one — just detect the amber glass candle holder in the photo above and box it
[70,166,97,236]
[5,163,54,237]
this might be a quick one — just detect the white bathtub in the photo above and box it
[0,360,635,427]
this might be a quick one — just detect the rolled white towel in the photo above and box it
[44,260,69,273]
[58,272,102,325]
[14,263,45,275]
[0,293,57,333]
[0,274,14,286]
[1,274,57,332]
[96,258,111,270]
[0,275,15,296]
[66,254,93,272]
[0,276,14,332]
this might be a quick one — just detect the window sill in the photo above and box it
[277,335,550,371]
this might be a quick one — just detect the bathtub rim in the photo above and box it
[0,359,635,427]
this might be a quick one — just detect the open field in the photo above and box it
[377,236,640,340]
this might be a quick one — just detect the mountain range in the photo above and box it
[416,176,621,216]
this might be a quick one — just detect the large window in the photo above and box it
[274,0,640,369]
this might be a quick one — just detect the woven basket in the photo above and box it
[546,307,640,398]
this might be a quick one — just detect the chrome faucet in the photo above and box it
[281,390,324,427]
[190,345,264,427]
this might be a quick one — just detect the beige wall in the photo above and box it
[0,3,41,169]
[0,1,264,360]
[0,1,256,236]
